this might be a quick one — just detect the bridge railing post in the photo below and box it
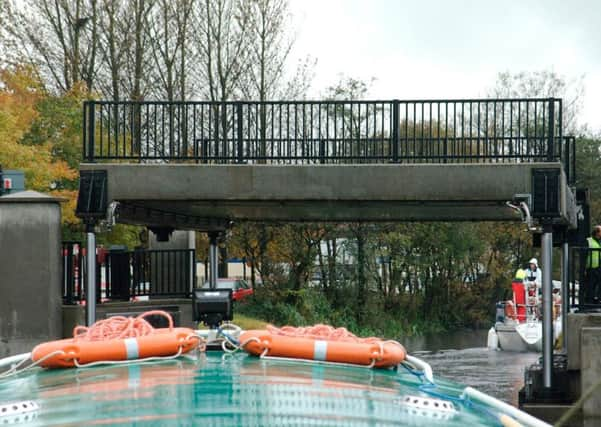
[319,107,326,163]
[236,102,244,163]
[547,98,555,162]
[85,101,96,162]
[392,100,399,163]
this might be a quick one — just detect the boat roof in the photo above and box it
[0,352,499,426]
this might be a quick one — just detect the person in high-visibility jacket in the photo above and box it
[515,268,527,281]
[584,225,601,305]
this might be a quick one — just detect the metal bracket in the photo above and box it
[507,194,534,230]
[513,193,532,206]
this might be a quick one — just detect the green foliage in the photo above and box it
[96,224,143,250]
[231,218,537,338]
[575,135,601,224]
[21,83,87,172]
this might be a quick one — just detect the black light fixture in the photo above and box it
[149,226,174,242]
[193,289,233,329]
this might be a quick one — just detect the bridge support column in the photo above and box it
[562,239,569,351]
[208,232,219,290]
[86,223,97,326]
[542,224,554,388]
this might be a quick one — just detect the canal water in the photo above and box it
[403,329,540,406]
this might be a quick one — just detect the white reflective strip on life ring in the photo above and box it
[124,338,139,360]
[313,340,328,361]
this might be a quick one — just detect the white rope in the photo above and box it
[220,322,242,334]
[222,337,259,354]
[193,324,246,354]
[258,354,378,369]
[0,350,65,379]
[221,337,243,353]
[73,346,185,368]
[71,334,203,368]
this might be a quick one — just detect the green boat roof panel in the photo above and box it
[0,353,501,426]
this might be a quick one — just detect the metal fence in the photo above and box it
[563,135,576,185]
[83,98,569,168]
[62,241,84,304]
[569,247,601,311]
[62,247,196,303]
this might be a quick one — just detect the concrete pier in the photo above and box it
[0,191,63,356]
[581,327,601,417]
[520,313,601,424]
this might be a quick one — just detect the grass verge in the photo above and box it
[231,313,269,330]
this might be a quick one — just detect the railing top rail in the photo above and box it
[85,97,561,106]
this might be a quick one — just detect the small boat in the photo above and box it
[488,279,562,352]
[0,315,551,426]
[0,351,550,426]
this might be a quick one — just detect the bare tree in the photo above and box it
[190,0,251,160]
[96,0,128,100]
[239,0,292,101]
[193,0,251,102]
[146,0,194,101]
[1,0,100,92]
[489,70,584,134]
[97,0,154,101]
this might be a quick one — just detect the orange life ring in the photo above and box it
[239,329,406,368]
[32,327,198,368]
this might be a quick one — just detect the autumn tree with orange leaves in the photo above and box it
[0,65,82,229]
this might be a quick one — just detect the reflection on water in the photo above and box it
[403,329,539,405]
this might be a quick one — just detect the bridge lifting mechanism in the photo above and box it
[506,195,533,230]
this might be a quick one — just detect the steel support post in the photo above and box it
[209,232,219,290]
[562,240,569,351]
[86,225,96,326]
[188,231,196,294]
[542,225,554,388]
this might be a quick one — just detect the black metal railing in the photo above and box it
[83,98,566,166]
[563,135,576,185]
[63,247,196,302]
[101,249,196,300]
[62,241,84,304]
[569,247,601,311]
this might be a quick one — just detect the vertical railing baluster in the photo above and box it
[547,98,555,162]
[236,102,244,163]
[87,101,96,162]
[392,100,399,162]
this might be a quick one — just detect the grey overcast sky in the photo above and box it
[288,0,601,132]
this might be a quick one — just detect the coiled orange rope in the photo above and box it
[266,324,383,344]
[72,310,174,341]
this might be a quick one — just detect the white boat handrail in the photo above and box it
[462,386,551,427]
[404,354,434,384]
[0,352,30,370]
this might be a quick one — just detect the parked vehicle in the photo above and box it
[202,278,254,301]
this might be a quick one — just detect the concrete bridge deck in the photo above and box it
[81,161,577,229]
[77,98,577,230]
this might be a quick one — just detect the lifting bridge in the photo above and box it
[75,97,585,393]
